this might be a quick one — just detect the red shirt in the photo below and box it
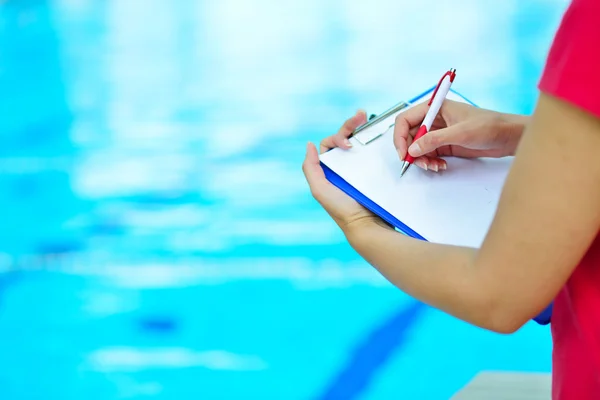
[538,0,600,398]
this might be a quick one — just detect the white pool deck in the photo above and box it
[451,372,552,400]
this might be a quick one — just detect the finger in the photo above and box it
[319,110,367,154]
[407,125,420,140]
[413,156,431,171]
[302,142,329,200]
[398,127,419,161]
[319,135,337,154]
[398,125,430,160]
[341,109,367,135]
[407,125,448,158]
[396,134,408,163]
[412,156,447,172]
[393,102,429,161]
[431,157,448,171]
[408,123,469,158]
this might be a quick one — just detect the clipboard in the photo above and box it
[321,86,482,242]
[319,86,552,325]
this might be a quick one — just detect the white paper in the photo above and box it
[319,92,512,248]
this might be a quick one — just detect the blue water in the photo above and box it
[0,0,569,399]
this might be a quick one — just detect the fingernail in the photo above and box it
[344,139,353,147]
[431,164,438,172]
[408,142,421,156]
[440,163,447,170]
[416,160,427,170]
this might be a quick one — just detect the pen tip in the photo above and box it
[400,162,409,177]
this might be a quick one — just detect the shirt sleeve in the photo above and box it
[538,0,600,118]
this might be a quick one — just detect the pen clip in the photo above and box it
[427,68,457,106]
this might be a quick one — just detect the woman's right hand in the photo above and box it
[394,100,529,171]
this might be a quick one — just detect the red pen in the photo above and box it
[400,68,457,177]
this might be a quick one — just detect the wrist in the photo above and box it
[343,216,392,246]
[499,113,530,155]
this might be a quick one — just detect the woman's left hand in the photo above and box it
[302,111,388,233]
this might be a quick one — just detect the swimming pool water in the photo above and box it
[0,0,569,398]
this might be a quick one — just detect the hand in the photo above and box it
[303,111,390,233]
[318,109,367,153]
[394,100,529,171]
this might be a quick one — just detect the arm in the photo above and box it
[345,92,600,333]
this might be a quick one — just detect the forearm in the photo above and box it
[345,222,512,333]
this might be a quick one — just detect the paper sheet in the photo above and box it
[319,93,513,248]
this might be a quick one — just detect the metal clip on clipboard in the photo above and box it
[350,100,409,145]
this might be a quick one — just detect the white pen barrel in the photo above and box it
[422,77,452,129]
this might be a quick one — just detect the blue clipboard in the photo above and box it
[321,86,553,325]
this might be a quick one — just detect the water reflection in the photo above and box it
[0,0,79,257]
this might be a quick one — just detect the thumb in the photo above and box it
[408,124,469,157]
